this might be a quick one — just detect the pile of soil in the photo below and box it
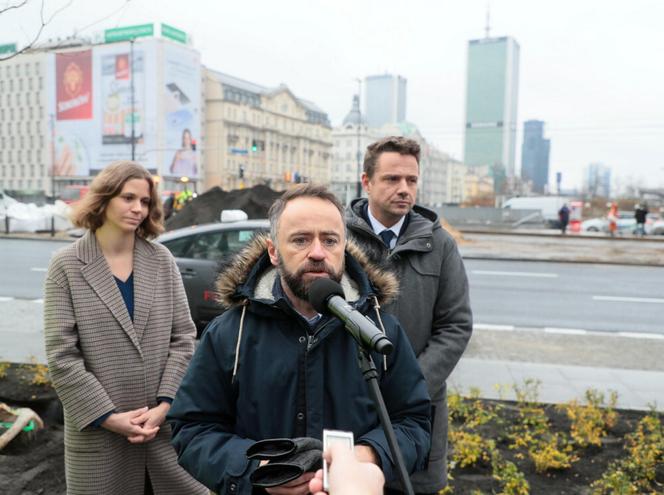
[165,185,283,231]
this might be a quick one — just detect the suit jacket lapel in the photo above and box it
[78,231,142,355]
[132,238,158,344]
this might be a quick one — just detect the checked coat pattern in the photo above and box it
[44,231,207,495]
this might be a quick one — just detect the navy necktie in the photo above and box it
[379,229,395,248]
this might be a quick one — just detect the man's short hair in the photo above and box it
[363,136,421,178]
[268,183,345,243]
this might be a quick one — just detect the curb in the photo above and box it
[473,323,664,340]
[458,228,664,243]
[460,254,664,268]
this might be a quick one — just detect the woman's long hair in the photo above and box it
[70,161,164,239]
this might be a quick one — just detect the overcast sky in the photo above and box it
[3,0,663,191]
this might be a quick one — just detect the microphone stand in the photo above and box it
[356,346,415,495]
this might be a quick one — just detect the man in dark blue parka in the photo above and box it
[168,184,431,495]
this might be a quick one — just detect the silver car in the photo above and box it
[158,219,269,334]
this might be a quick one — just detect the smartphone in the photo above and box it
[322,429,354,492]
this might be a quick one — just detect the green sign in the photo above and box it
[104,24,154,43]
[161,23,187,44]
[0,43,17,55]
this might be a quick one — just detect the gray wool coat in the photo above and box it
[347,199,473,493]
[44,231,207,495]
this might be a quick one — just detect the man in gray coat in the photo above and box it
[346,136,473,494]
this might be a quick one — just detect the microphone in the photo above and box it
[308,278,393,355]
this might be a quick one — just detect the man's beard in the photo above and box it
[278,256,344,302]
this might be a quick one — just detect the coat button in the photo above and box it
[299,336,306,344]
[229,482,237,492]
[296,412,305,421]
[426,242,432,248]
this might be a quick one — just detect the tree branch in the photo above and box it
[0,0,74,62]
[0,0,29,16]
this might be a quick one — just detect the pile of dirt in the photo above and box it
[165,185,283,231]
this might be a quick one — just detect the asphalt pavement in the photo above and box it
[1,230,663,411]
[454,231,664,411]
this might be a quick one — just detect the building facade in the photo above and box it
[463,36,520,186]
[0,29,204,195]
[330,95,382,204]
[583,162,612,198]
[520,120,550,193]
[0,51,51,193]
[364,74,407,128]
[203,70,332,192]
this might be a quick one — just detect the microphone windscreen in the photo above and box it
[308,278,345,313]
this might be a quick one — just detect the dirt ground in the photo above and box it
[447,400,663,494]
[2,392,662,494]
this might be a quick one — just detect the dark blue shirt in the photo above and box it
[114,273,134,321]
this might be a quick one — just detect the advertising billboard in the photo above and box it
[52,50,94,176]
[56,50,93,121]
[48,37,201,180]
[162,43,201,179]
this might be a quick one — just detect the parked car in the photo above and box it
[581,211,637,234]
[157,217,269,333]
[581,211,659,235]
[648,218,664,235]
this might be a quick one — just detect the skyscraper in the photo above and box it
[584,163,612,198]
[521,120,551,193]
[463,36,520,185]
[364,74,407,128]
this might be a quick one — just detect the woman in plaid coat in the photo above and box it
[44,161,206,495]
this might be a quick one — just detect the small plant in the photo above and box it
[449,429,495,468]
[19,358,52,386]
[528,433,578,473]
[30,363,51,386]
[491,450,530,495]
[0,361,10,379]
[590,412,664,494]
[625,413,664,483]
[560,389,618,447]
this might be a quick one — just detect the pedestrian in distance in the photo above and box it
[346,136,473,495]
[167,183,432,495]
[163,192,175,221]
[607,202,619,237]
[558,203,570,235]
[634,203,648,237]
[44,161,207,495]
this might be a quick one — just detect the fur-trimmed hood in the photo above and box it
[215,234,399,309]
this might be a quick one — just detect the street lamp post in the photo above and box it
[130,38,136,161]
[355,78,362,199]
[49,113,56,201]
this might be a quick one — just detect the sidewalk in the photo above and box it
[458,231,664,267]
[449,327,664,412]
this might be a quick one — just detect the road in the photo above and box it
[467,259,664,335]
[1,237,663,362]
